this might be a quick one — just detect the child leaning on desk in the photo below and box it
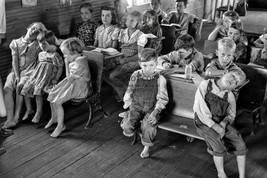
[193,70,247,178]
[120,48,169,159]
[158,34,204,73]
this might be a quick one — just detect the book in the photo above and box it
[92,48,120,56]
[161,23,181,28]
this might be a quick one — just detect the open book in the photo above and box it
[161,23,181,28]
[92,48,120,56]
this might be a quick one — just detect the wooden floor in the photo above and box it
[1,23,267,178]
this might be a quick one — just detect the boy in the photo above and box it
[193,70,247,178]
[208,10,248,46]
[149,0,167,24]
[120,48,169,158]
[205,37,245,78]
[158,34,204,73]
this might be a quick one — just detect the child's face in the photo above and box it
[177,48,192,59]
[221,72,240,90]
[228,27,241,42]
[222,16,233,28]
[126,15,138,29]
[61,47,77,63]
[38,40,50,52]
[150,0,160,11]
[143,13,154,26]
[102,10,112,26]
[217,47,235,68]
[114,2,126,14]
[26,24,42,40]
[139,60,157,76]
[80,7,92,22]
[176,2,185,14]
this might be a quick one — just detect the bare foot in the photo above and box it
[22,110,34,121]
[2,121,17,129]
[32,112,42,123]
[44,117,57,129]
[218,173,228,178]
[140,146,150,159]
[50,125,66,138]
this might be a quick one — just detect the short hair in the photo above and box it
[80,3,93,13]
[143,9,159,27]
[37,30,56,45]
[176,0,188,7]
[151,0,162,4]
[114,0,128,8]
[60,37,85,54]
[127,11,143,29]
[218,37,236,52]
[174,34,195,50]
[101,6,117,25]
[222,10,239,21]
[138,48,158,62]
[27,22,47,31]
[229,21,243,32]
[229,69,246,87]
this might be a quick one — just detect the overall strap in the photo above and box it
[207,80,213,92]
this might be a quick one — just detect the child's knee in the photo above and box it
[120,118,135,136]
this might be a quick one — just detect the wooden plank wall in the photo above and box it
[0,0,114,82]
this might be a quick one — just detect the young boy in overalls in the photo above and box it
[193,70,247,178]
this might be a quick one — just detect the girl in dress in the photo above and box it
[94,6,120,49]
[45,37,92,138]
[21,31,64,123]
[141,9,163,53]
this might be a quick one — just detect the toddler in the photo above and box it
[120,48,169,158]
[45,37,92,137]
[21,30,64,123]
[193,70,247,178]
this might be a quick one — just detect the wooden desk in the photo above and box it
[158,73,205,141]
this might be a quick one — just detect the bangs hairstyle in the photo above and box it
[101,6,117,25]
[223,10,239,21]
[229,21,243,32]
[128,11,143,29]
[218,37,236,52]
[60,37,85,54]
[176,0,188,6]
[37,31,56,45]
[80,3,93,13]
[174,34,195,50]
[138,48,158,62]
[27,22,47,31]
[143,10,159,26]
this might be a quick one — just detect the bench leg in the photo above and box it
[84,102,93,129]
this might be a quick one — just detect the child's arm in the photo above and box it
[205,60,225,77]
[52,66,63,84]
[190,51,204,72]
[93,27,99,47]
[123,71,138,109]
[158,51,176,69]
[208,21,223,41]
[12,54,20,82]
[254,38,264,48]
[64,59,70,77]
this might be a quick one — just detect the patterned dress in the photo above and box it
[73,21,98,46]
[47,56,92,104]
[21,51,64,97]
[94,25,120,48]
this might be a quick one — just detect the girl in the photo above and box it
[120,48,169,158]
[45,37,92,138]
[2,22,47,129]
[93,7,120,49]
[72,3,98,46]
[141,9,163,53]
[20,31,64,123]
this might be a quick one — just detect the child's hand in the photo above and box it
[163,62,172,69]
[212,123,225,138]
[123,102,129,109]
[148,111,158,126]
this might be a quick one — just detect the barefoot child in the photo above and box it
[193,70,247,178]
[21,31,64,123]
[2,22,47,129]
[120,48,169,158]
[45,37,92,137]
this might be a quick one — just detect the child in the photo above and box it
[162,0,200,38]
[253,27,267,48]
[2,22,47,129]
[227,21,248,64]
[120,48,169,158]
[253,37,267,68]
[205,37,245,78]
[208,10,248,46]
[72,3,98,46]
[193,70,247,178]
[45,37,92,137]
[158,34,204,73]
[93,7,120,49]
[114,0,128,28]
[234,0,248,17]
[141,9,163,53]
[20,31,64,123]
[149,0,167,24]
[108,10,146,101]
